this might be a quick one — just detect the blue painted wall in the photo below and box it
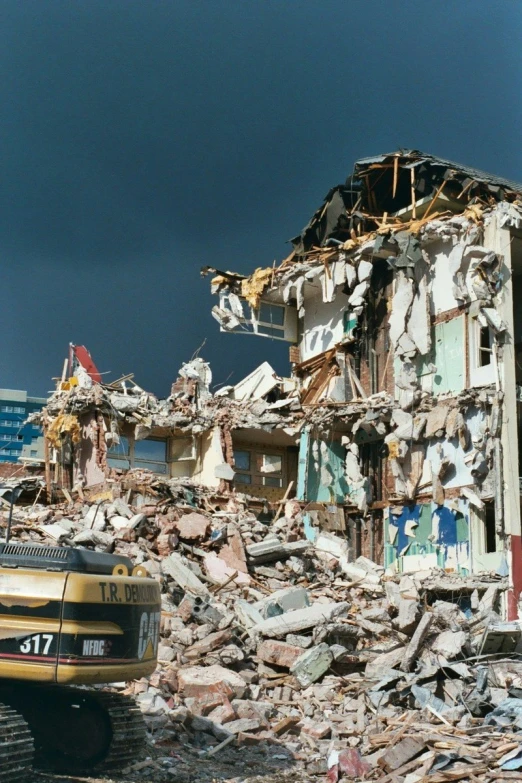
[385,501,470,574]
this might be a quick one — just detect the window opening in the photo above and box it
[233,447,284,488]
[479,326,492,367]
[108,436,167,475]
[484,502,497,553]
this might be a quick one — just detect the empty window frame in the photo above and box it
[218,293,297,342]
[108,437,168,475]
[478,325,493,367]
[169,436,197,462]
[483,502,497,554]
[107,436,131,470]
[469,316,495,387]
[233,447,285,488]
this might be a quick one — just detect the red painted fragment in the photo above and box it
[508,534,522,620]
[72,345,102,383]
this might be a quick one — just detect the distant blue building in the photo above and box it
[0,389,46,464]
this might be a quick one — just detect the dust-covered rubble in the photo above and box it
[4,473,522,782]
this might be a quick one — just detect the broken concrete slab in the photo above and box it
[162,553,210,597]
[178,665,247,699]
[251,602,349,638]
[204,552,250,585]
[257,639,304,669]
[401,613,433,672]
[174,511,210,540]
[429,629,468,659]
[246,538,310,564]
[378,737,427,773]
[290,643,333,687]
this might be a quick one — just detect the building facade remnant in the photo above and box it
[33,151,522,620]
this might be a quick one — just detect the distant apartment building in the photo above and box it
[0,390,46,464]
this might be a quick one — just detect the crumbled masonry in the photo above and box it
[4,476,522,782]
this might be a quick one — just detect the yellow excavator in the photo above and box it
[0,495,161,781]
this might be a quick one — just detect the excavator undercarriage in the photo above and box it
[0,686,146,779]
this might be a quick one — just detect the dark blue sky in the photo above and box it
[2,0,521,396]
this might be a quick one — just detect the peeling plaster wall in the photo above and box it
[415,318,466,396]
[300,287,348,362]
[422,406,488,491]
[385,501,470,575]
[191,427,223,489]
[78,412,106,487]
[429,239,465,316]
[297,430,349,503]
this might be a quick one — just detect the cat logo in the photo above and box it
[137,611,160,660]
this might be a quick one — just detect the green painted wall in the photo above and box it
[297,430,349,503]
[417,316,465,395]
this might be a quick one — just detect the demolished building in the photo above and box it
[206,149,522,619]
[9,151,522,779]
[33,151,522,622]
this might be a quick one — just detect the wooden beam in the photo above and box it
[393,155,399,198]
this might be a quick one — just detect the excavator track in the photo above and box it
[0,687,146,777]
[89,691,147,772]
[0,703,34,782]
[32,689,147,776]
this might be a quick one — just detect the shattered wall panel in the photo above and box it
[297,430,349,504]
[301,289,348,362]
[415,317,466,396]
[430,240,467,316]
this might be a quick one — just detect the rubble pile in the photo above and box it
[4,474,522,782]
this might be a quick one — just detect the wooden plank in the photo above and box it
[273,480,295,523]
[393,155,399,198]
[378,736,427,772]
[411,167,417,220]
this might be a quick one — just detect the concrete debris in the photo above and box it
[2,471,518,783]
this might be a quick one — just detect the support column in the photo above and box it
[486,215,521,617]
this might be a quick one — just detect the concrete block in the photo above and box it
[178,665,247,699]
[235,599,264,629]
[301,721,331,739]
[378,736,426,772]
[252,602,348,638]
[396,597,420,634]
[290,643,333,687]
[184,629,233,660]
[246,538,310,564]
[207,700,236,725]
[257,639,304,669]
[429,629,468,659]
[286,634,313,649]
[224,718,262,734]
[365,646,405,678]
[254,586,310,619]
[401,613,433,672]
[175,512,210,540]
[109,514,132,531]
[83,503,106,531]
[162,553,210,597]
